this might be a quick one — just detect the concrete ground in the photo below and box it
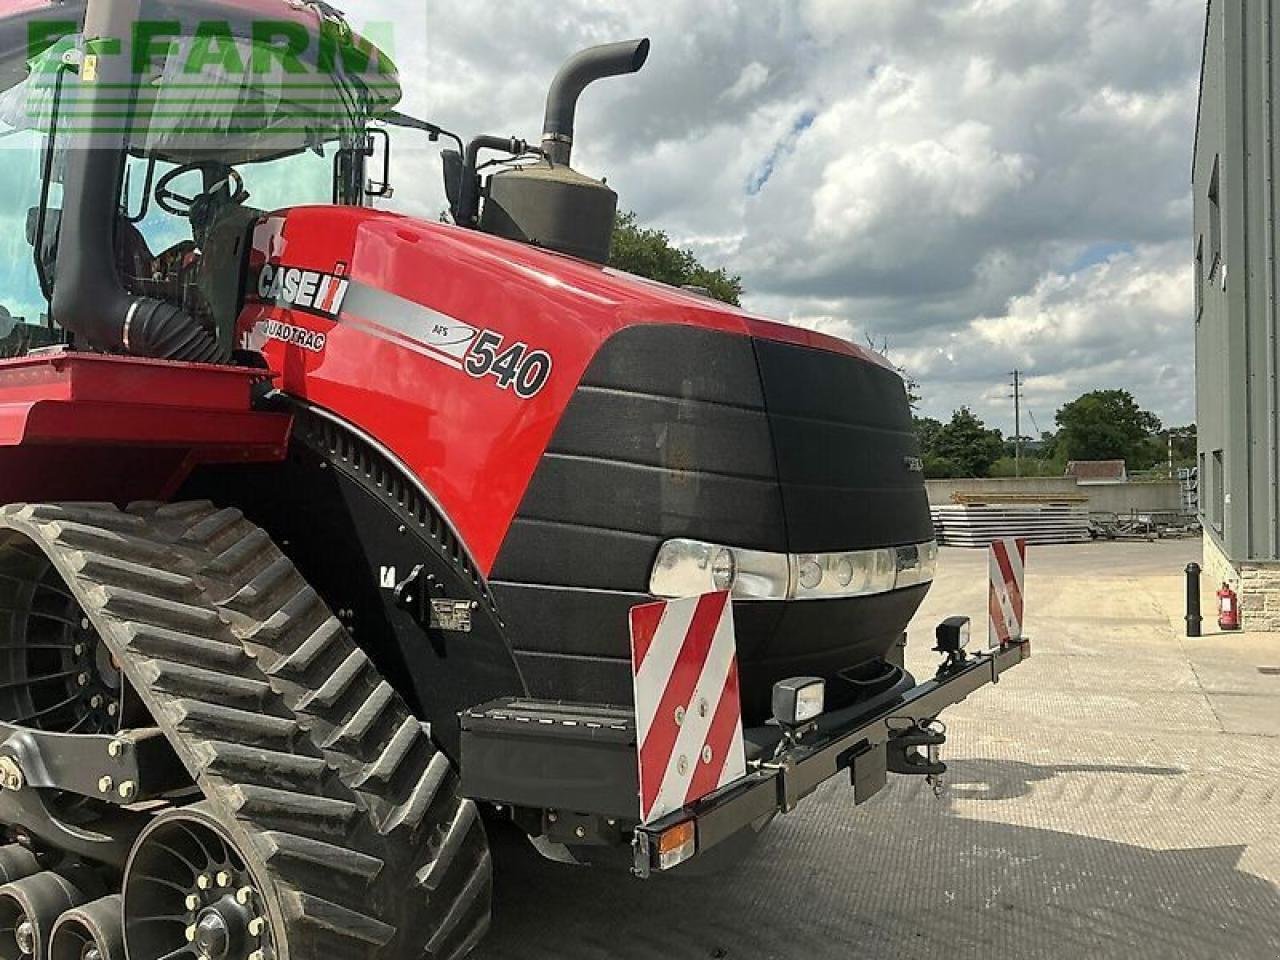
[475,540,1280,960]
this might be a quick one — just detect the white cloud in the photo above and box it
[349,0,1202,433]
[722,62,770,102]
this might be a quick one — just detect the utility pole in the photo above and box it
[1009,370,1023,478]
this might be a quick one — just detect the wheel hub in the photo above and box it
[195,904,235,960]
[192,893,257,960]
[15,917,33,955]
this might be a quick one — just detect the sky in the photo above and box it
[0,0,1206,436]
[351,0,1204,436]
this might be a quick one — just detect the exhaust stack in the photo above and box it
[541,38,650,166]
[478,39,650,264]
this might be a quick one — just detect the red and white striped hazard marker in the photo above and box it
[988,537,1027,649]
[629,592,747,825]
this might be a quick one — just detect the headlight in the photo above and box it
[649,539,790,600]
[649,539,937,601]
[894,541,938,589]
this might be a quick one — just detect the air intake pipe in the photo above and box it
[540,38,650,166]
[51,0,227,363]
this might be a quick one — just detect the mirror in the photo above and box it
[365,127,393,199]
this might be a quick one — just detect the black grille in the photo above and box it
[490,324,932,720]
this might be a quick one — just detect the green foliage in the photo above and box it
[915,408,1005,478]
[1054,390,1162,467]
[610,211,744,306]
[913,416,943,455]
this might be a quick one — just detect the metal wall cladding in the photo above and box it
[490,324,933,720]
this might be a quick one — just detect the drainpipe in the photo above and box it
[1265,0,1279,557]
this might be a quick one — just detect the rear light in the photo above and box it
[650,540,937,601]
[655,820,696,871]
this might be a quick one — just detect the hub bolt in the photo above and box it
[236,887,254,906]
[196,874,212,891]
[248,917,267,937]
[108,740,125,759]
[107,702,118,717]
[215,871,232,888]
[97,776,113,794]
[118,781,137,801]
[185,894,201,911]
[249,952,267,960]
[185,924,198,943]
[90,695,103,709]
[77,673,90,687]
[74,643,85,656]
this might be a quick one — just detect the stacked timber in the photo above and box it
[931,492,1091,548]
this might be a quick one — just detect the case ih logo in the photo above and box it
[256,265,350,319]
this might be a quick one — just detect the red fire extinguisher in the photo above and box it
[1218,582,1241,631]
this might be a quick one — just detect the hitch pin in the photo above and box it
[926,741,943,799]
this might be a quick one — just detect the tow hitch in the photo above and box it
[887,721,947,797]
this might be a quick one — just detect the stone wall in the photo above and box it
[1204,532,1280,632]
[926,477,1184,514]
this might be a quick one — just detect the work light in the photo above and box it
[772,677,826,727]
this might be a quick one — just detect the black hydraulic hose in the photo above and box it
[50,0,227,364]
[540,38,650,166]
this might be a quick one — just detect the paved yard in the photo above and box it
[475,540,1280,960]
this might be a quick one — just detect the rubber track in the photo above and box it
[0,503,491,960]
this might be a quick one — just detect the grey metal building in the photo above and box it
[1195,0,1280,629]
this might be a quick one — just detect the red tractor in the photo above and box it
[0,2,1030,959]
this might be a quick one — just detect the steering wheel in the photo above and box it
[155,164,249,218]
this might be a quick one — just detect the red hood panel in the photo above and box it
[238,207,893,574]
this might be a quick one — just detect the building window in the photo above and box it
[1211,450,1225,533]
[1208,157,1222,283]
[1195,236,1204,321]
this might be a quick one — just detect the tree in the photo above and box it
[868,335,920,410]
[610,211,744,306]
[921,408,1005,478]
[1054,390,1162,466]
[913,416,943,454]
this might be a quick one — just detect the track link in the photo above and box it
[0,502,491,960]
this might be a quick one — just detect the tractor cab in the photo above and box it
[0,0,399,359]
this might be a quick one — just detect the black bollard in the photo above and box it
[1185,563,1202,637]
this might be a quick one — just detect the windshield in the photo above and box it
[0,22,399,353]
